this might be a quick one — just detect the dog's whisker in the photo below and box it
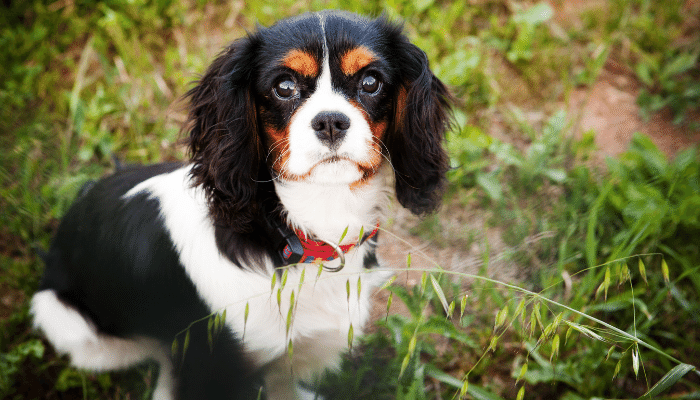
[266,138,289,160]
[35,11,452,400]
[369,141,397,174]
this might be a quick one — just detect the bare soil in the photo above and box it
[570,67,700,159]
[371,55,700,328]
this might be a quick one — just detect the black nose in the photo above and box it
[311,111,350,148]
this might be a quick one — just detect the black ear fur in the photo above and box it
[388,38,453,216]
[185,34,263,232]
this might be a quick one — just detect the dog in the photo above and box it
[31,10,452,400]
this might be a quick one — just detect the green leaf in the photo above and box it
[298,267,306,292]
[316,263,323,282]
[476,172,503,202]
[517,363,528,383]
[430,274,450,316]
[533,303,543,331]
[606,345,615,361]
[639,258,648,285]
[386,292,393,321]
[543,168,567,183]
[207,317,214,352]
[494,307,508,331]
[638,364,696,399]
[413,0,435,13]
[586,182,613,268]
[286,302,294,335]
[488,336,498,352]
[460,294,468,320]
[564,321,605,342]
[281,268,289,289]
[214,313,221,334]
[513,2,553,26]
[399,352,411,378]
[660,51,698,80]
[461,380,469,398]
[619,263,630,286]
[550,334,560,362]
[380,275,397,291]
[661,259,670,284]
[243,303,249,338]
[339,225,349,243]
[636,62,655,86]
[514,298,526,320]
[182,329,190,363]
[408,335,417,354]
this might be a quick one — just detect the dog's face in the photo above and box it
[255,13,395,185]
[186,11,452,230]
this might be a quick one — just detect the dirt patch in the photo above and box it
[368,202,539,328]
[0,284,26,320]
[570,66,700,160]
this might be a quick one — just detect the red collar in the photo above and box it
[281,225,380,264]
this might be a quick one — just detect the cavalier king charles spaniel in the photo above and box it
[31,10,451,400]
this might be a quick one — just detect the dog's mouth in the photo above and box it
[319,154,352,164]
[292,153,363,183]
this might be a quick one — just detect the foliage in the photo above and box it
[584,0,700,125]
[1,0,699,399]
[0,339,44,398]
[445,102,700,398]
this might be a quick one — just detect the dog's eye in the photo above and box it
[361,74,381,94]
[274,79,297,99]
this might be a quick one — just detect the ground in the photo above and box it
[2,0,699,398]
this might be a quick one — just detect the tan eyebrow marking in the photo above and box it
[341,46,376,76]
[283,49,319,77]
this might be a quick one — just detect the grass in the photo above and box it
[2,0,700,399]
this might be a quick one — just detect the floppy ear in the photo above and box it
[388,40,452,216]
[185,35,263,232]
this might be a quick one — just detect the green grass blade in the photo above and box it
[430,274,449,316]
[638,363,696,399]
[425,365,505,400]
[586,182,613,268]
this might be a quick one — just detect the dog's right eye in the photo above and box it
[274,79,297,99]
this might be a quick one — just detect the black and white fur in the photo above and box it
[31,11,451,400]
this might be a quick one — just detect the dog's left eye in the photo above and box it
[274,79,297,99]
[361,75,381,95]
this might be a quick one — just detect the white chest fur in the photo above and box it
[125,166,387,382]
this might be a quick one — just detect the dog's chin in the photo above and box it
[282,158,363,185]
[308,158,363,184]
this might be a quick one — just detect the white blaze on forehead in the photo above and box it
[284,14,374,183]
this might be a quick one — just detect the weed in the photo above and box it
[584,0,700,125]
[3,1,700,399]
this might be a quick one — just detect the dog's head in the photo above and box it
[186,11,452,232]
